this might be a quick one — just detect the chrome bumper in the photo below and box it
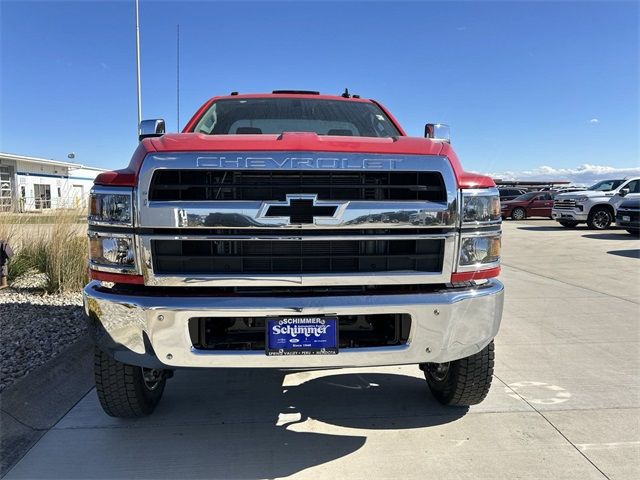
[552,209,588,221]
[83,280,504,369]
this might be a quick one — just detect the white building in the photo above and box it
[0,152,107,212]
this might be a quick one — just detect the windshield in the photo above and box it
[192,98,402,137]
[587,179,624,191]
[513,192,537,201]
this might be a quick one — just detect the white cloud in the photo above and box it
[589,118,599,123]
[482,164,640,186]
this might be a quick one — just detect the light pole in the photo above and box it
[177,23,180,131]
[135,0,142,133]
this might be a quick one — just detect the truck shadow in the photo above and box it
[149,370,466,479]
[516,226,582,232]
[582,232,638,240]
[53,369,467,479]
[607,249,640,259]
[282,371,467,429]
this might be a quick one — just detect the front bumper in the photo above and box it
[615,217,640,229]
[552,208,588,222]
[83,280,504,369]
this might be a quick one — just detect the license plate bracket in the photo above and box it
[266,317,338,356]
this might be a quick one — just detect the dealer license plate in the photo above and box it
[622,215,631,222]
[266,317,338,356]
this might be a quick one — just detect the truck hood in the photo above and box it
[148,132,445,156]
[555,190,609,200]
[96,133,497,189]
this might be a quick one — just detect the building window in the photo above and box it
[34,184,51,209]
[0,166,11,212]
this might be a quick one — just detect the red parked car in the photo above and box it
[501,191,555,220]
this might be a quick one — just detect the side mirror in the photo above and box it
[619,188,630,197]
[424,123,450,143]
[139,119,166,142]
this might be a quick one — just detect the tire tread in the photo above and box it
[425,341,494,406]
[94,348,164,418]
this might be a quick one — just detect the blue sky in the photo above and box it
[1,0,638,180]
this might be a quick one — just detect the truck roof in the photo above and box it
[207,92,373,103]
[95,91,497,190]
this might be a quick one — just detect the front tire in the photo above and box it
[511,208,526,221]
[421,341,494,406]
[587,206,613,230]
[94,348,167,418]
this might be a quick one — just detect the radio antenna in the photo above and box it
[176,23,180,131]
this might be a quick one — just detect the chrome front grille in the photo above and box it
[553,199,577,209]
[137,152,459,287]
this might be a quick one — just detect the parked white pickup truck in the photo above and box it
[552,177,640,229]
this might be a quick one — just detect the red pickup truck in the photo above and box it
[84,91,504,417]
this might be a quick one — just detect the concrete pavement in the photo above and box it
[4,220,639,479]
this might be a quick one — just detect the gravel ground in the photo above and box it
[0,274,87,393]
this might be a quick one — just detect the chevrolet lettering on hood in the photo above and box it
[195,155,404,170]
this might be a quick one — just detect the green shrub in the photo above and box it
[1,210,88,293]
[7,251,37,281]
[42,230,88,294]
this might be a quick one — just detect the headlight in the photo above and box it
[458,234,501,267]
[89,187,133,226]
[462,189,501,224]
[574,196,589,203]
[89,233,137,273]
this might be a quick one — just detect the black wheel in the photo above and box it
[94,347,167,418]
[587,206,613,230]
[511,208,526,221]
[421,341,494,406]
[559,220,578,228]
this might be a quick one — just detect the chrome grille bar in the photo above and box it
[553,199,577,209]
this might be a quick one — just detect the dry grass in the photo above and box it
[0,210,88,293]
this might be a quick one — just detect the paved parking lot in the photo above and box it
[5,220,639,479]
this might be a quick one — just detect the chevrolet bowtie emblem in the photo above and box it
[260,195,345,224]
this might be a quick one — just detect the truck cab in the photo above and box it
[552,177,640,229]
[84,91,504,417]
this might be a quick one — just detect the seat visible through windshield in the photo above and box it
[192,98,401,138]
